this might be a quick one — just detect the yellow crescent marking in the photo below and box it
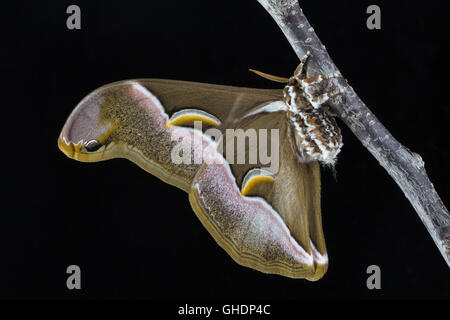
[248,69,289,83]
[241,175,275,196]
[166,109,221,128]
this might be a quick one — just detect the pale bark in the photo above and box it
[257,0,450,267]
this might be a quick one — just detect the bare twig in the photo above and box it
[257,0,450,267]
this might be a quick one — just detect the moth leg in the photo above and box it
[294,51,311,77]
[309,88,342,109]
[303,72,340,85]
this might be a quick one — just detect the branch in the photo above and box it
[257,0,450,267]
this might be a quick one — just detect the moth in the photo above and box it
[58,52,343,281]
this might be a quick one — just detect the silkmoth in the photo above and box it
[58,52,342,281]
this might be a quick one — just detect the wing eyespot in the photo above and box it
[85,140,102,152]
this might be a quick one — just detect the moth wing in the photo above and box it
[58,79,282,192]
[189,107,328,280]
[59,78,327,279]
[136,79,282,125]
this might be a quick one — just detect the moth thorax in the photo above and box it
[288,108,343,165]
[283,83,310,112]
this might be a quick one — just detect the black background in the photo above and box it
[2,0,449,300]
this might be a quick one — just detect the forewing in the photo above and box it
[58,79,281,191]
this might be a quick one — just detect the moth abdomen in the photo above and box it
[288,108,342,165]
